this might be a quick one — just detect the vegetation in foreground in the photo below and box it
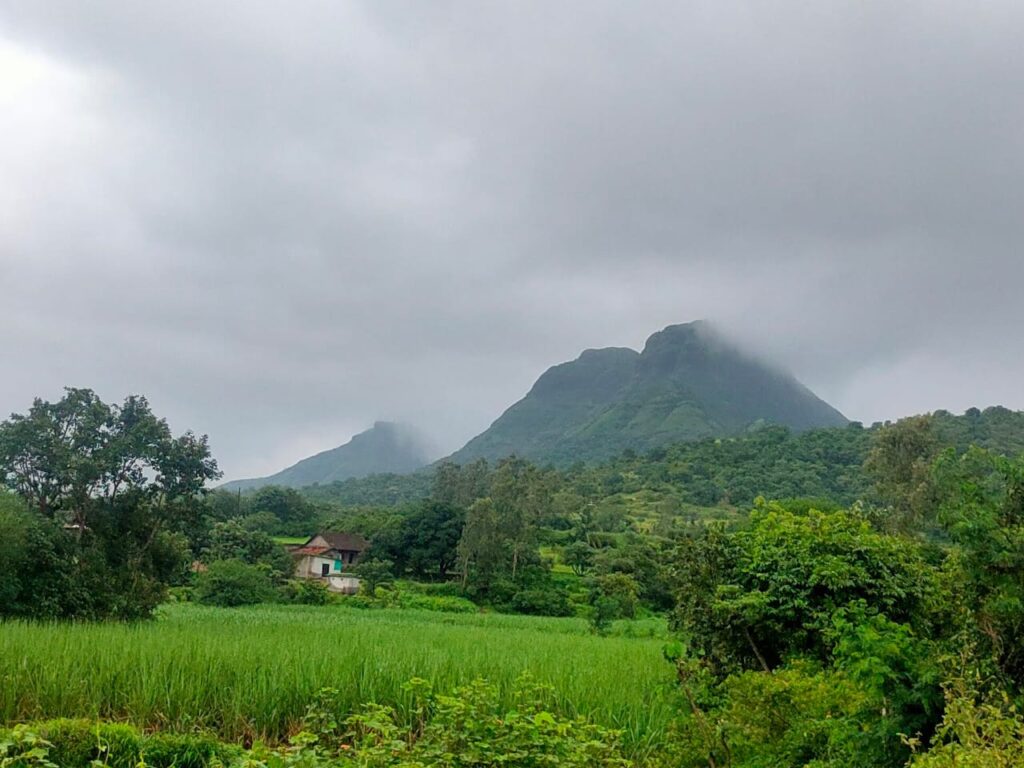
[1,676,636,767]
[0,603,677,760]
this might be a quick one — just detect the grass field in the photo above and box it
[271,535,307,545]
[0,603,679,758]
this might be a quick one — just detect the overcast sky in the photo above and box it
[2,2,1023,481]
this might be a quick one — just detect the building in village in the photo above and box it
[291,531,369,594]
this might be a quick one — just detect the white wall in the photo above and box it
[294,554,346,578]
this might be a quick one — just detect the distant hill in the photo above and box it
[300,406,1024,510]
[221,421,434,492]
[448,320,848,466]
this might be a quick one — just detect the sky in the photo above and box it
[2,2,1023,482]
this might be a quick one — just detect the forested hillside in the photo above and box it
[302,406,1024,512]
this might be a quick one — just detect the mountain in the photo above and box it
[221,421,434,492]
[448,320,848,465]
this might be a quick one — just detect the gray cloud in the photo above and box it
[2,1,1023,480]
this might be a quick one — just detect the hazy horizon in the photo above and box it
[4,2,1024,479]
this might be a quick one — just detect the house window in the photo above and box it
[320,563,329,577]
[334,559,342,571]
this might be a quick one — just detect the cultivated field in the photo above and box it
[0,604,678,757]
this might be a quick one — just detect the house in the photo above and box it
[291,531,369,594]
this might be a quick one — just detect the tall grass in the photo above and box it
[0,604,679,757]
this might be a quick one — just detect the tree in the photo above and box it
[203,518,293,581]
[354,558,394,598]
[933,447,1024,686]
[194,559,275,606]
[0,388,218,526]
[248,486,319,535]
[0,388,220,618]
[489,457,552,579]
[433,459,490,508]
[563,540,594,576]
[458,498,505,588]
[593,532,674,610]
[589,572,639,621]
[0,494,29,608]
[374,500,464,579]
[672,501,936,675]
[865,415,940,529]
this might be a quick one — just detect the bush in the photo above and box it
[140,731,237,768]
[0,720,238,768]
[194,559,275,607]
[281,579,331,605]
[589,596,619,636]
[908,678,1024,767]
[0,725,60,767]
[294,677,632,767]
[38,719,140,768]
[588,573,639,621]
[397,592,478,613]
[402,580,466,598]
[353,559,394,597]
[167,585,194,603]
[508,587,574,617]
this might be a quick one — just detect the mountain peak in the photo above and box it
[221,421,434,492]
[448,321,846,466]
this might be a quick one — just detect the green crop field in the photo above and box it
[0,603,678,759]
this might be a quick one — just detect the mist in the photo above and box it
[2,1,1023,480]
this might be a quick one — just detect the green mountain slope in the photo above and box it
[221,421,433,492]
[449,321,848,465]
[301,406,1024,511]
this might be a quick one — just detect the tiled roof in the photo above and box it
[318,532,369,552]
[292,546,330,556]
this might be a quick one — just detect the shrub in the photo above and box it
[0,725,60,767]
[589,596,619,636]
[0,720,237,768]
[25,719,140,768]
[508,587,574,617]
[403,580,466,599]
[908,677,1024,767]
[294,677,631,767]
[397,592,478,614]
[672,503,937,675]
[140,731,238,768]
[589,573,639,621]
[194,559,275,607]
[281,579,331,605]
[167,585,194,603]
[353,559,394,597]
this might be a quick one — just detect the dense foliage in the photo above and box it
[0,389,219,619]
[1,677,631,767]
[305,407,1024,511]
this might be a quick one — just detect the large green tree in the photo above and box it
[0,388,220,618]
[672,501,937,675]
[374,499,464,579]
[933,447,1024,686]
[432,459,490,508]
[865,415,940,529]
[247,485,319,535]
[489,456,553,578]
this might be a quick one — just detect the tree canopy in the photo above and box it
[0,388,220,619]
